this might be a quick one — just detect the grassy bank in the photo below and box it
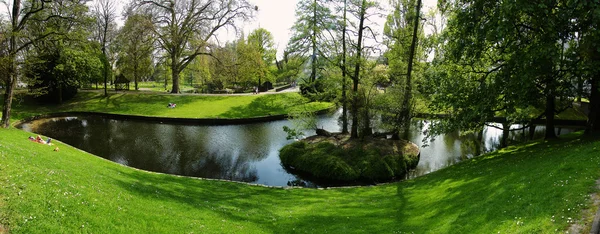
[1,127,599,233]
[8,91,332,122]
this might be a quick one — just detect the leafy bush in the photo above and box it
[279,139,419,184]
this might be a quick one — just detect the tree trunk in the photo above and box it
[134,63,139,90]
[171,55,179,93]
[475,128,484,156]
[57,84,63,104]
[103,51,109,96]
[586,74,600,134]
[362,101,372,137]
[544,92,557,139]
[500,121,510,148]
[577,76,583,103]
[341,0,348,134]
[398,0,422,132]
[350,0,366,139]
[1,73,15,128]
[529,121,536,140]
[1,6,19,129]
[311,0,317,83]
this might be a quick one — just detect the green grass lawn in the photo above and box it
[1,127,599,233]
[8,91,332,123]
[135,81,196,93]
[414,95,588,121]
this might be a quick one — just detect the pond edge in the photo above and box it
[14,106,336,127]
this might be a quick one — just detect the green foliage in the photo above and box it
[23,1,102,103]
[423,0,592,138]
[383,0,427,130]
[248,28,277,67]
[115,13,155,90]
[287,0,336,83]
[282,109,317,140]
[279,139,418,183]
[26,47,103,103]
[134,0,254,93]
[280,141,360,181]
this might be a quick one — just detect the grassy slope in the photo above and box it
[9,91,332,122]
[1,127,599,233]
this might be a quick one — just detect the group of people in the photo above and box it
[167,103,177,108]
[28,135,52,145]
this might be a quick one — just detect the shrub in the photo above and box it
[279,139,420,184]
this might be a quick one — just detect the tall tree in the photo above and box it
[340,0,349,133]
[247,28,276,67]
[348,0,378,138]
[116,13,155,90]
[1,0,86,128]
[384,0,424,138]
[92,0,117,96]
[427,0,581,141]
[247,28,276,87]
[136,0,254,94]
[24,0,101,104]
[578,2,600,135]
[287,0,334,84]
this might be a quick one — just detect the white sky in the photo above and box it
[243,0,439,59]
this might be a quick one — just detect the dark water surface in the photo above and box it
[19,110,581,187]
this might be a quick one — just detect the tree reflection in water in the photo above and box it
[20,113,581,187]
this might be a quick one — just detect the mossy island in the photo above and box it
[279,131,420,185]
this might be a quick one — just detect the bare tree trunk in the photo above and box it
[545,91,557,139]
[171,62,180,94]
[351,0,367,139]
[134,63,139,90]
[311,0,317,83]
[103,52,109,96]
[586,74,600,134]
[341,0,349,134]
[57,84,63,104]
[500,122,510,148]
[1,72,15,128]
[1,2,20,128]
[398,0,422,132]
[170,50,180,93]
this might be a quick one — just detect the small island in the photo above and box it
[279,132,420,184]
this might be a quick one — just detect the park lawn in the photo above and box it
[9,91,333,122]
[135,81,196,93]
[1,128,599,233]
[413,95,588,121]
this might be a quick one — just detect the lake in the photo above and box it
[18,109,580,187]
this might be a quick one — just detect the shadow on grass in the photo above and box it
[385,135,600,232]
[107,167,290,230]
[98,134,600,232]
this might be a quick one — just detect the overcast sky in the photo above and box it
[242,0,439,58]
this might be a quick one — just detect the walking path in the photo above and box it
[87,86,300,96]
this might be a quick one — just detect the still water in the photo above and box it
[18,109,580,187]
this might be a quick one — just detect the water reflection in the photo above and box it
[19,110,581,187]
[407,121,581,178]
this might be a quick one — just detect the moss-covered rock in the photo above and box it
[279,134,420,184]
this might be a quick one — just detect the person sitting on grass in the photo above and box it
[30,135,53,145]
[167,103,176,108]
